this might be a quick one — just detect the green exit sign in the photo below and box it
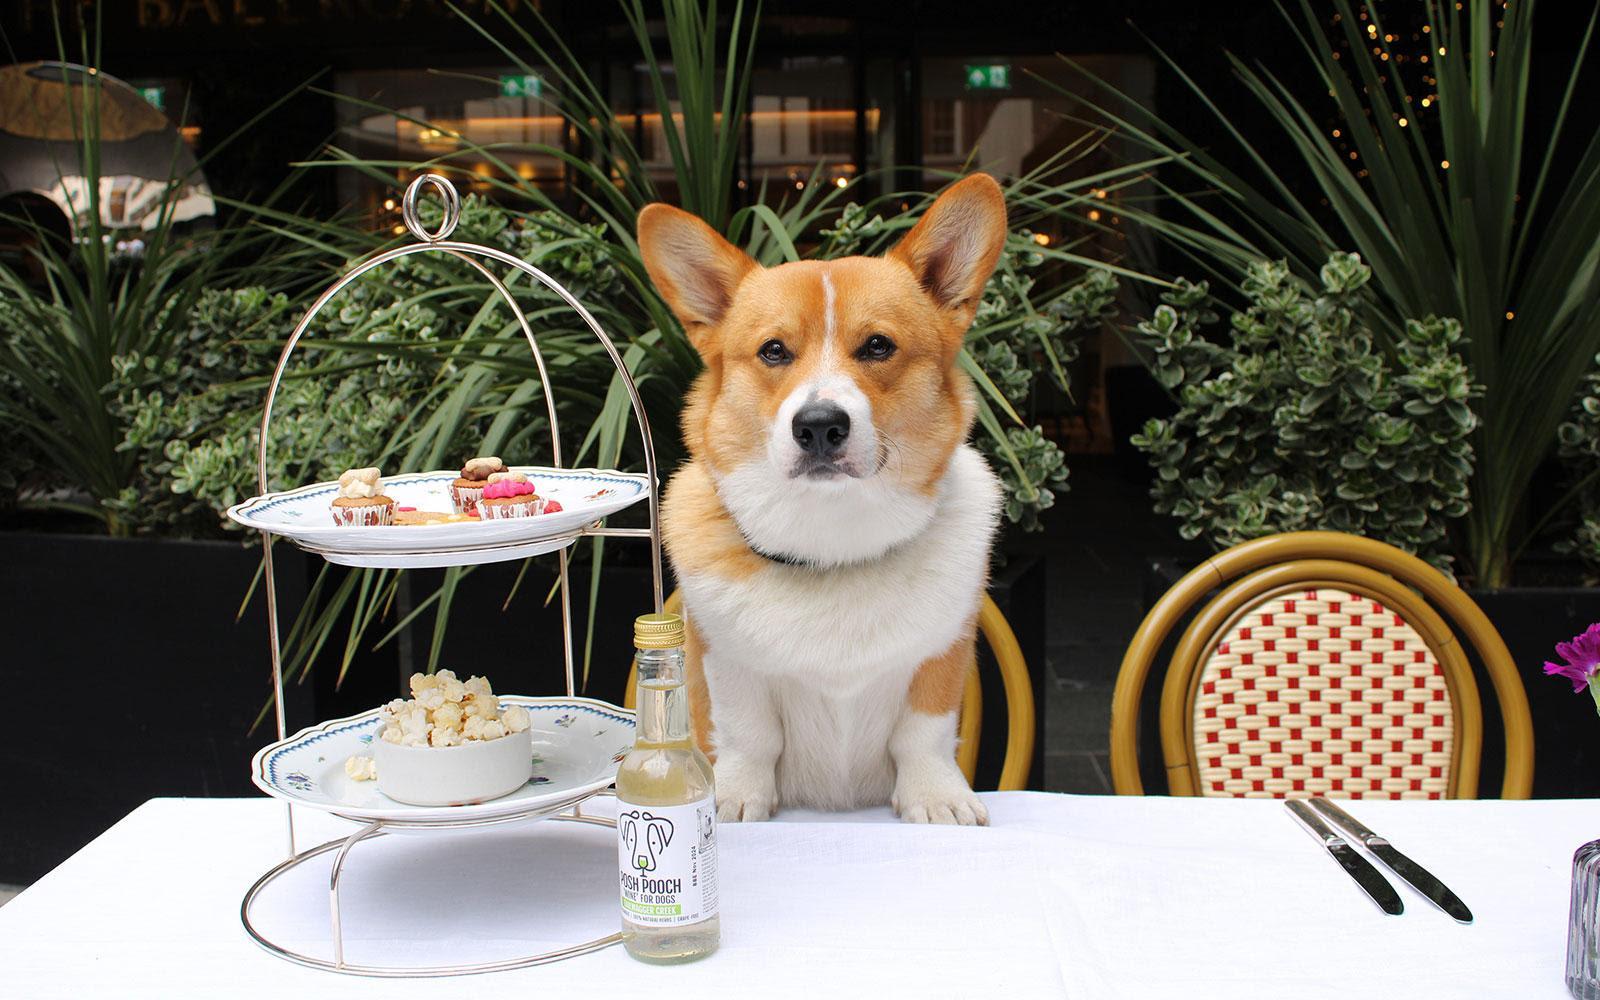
[964,63,1011,91]
[139,86,165,111]
[498,74,541,98]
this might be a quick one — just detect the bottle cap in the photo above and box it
[634,612,686,649]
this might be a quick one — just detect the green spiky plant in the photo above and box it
[1044,0,1600,586]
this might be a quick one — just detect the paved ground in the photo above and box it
[1035,456,1203,795]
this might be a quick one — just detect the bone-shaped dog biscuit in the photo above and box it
[336,467,383,499]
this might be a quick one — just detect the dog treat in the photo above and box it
[451,457,507,513]
[330,467,395,525]
[393,509,478,526]
[375,670,529,748]
[478,478,544,519]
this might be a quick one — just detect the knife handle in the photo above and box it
[1308,798,1387,846]
[1286,798,1347,846]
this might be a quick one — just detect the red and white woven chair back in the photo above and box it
[1191,587,1454,799]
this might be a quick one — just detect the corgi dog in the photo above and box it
[637,174,1007,825]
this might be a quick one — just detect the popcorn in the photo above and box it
[462,715,506,741]
[501,705,530,734]
[431,700,464,733]
[429,727,463,748]
[345,755,377,781]
[376,672,522,748]
[416,686,447,711]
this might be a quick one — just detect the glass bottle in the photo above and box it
[1568,838,1600,998]
[616,612,720,963]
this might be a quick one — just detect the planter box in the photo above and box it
[1140,557,1600,798]
[0,532,313,883]
[1468,587,1600,799]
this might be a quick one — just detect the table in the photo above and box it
[0,792,1591,998]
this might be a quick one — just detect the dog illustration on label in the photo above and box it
[620,809,675,872]
[698,805,714,852]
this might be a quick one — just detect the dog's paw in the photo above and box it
[893,773,989,826]
[714,759,777,822]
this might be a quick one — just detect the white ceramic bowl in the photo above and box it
[373,729,533,807]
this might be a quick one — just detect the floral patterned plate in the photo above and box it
[251,696,635,828]
[226,467,649,569]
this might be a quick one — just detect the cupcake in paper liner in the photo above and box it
[477,472,544,519]
[330,467,395,525]
[450,456,505,514]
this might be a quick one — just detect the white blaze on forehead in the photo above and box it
[821,272,837,355]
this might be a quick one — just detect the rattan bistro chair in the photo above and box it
[626,591,1036,791]
[1110,532,1534,799]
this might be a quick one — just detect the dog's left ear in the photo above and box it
[888,173,1008,329]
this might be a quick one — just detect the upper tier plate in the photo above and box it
[226,467,650,568]
[251,696,635,829]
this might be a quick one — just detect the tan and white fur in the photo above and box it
[638,175,1008,825]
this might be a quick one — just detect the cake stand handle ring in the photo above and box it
[402,173,461,242]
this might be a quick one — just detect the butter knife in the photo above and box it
[1307,797,1473,924]
[1284,799,1404,915]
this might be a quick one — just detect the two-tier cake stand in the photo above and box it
[231,173,663,976]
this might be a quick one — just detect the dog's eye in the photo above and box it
[758,339,791,366]
[856,334,896,361]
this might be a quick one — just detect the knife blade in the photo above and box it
[1307,797,1473,924]
[1284,799,1404,915]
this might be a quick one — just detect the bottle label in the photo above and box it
[616,795,718,927]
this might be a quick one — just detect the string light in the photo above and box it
[1440,159,1451,169]
[1033,233,1050,246]
[1505,311,1516,320]
[1087,209,1102,222]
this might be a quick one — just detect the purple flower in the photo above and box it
[1544,623,1600,693]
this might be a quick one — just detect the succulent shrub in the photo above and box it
[1556,356,1600,574]
[1131,253,1479,570]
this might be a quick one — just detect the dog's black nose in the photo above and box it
[792,401,850,457]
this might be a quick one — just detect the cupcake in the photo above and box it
[330,467,395,526]
[477,471,544,519]
[450,456,506,514]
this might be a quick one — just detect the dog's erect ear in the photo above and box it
[637,204,756,355]
[888,173,1007,327]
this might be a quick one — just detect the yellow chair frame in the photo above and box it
[1110,531,1534,798]
[625,592,1036,791]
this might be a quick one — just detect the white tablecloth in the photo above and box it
[0,793,1592,998]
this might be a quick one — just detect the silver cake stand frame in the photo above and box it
[239,173,665,976]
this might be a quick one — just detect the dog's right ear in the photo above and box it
[637,204,756,357]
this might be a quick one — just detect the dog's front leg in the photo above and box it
[704,650,782,822]
[889,635,989,826]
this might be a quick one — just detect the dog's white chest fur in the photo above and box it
[679,445,1000,810]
